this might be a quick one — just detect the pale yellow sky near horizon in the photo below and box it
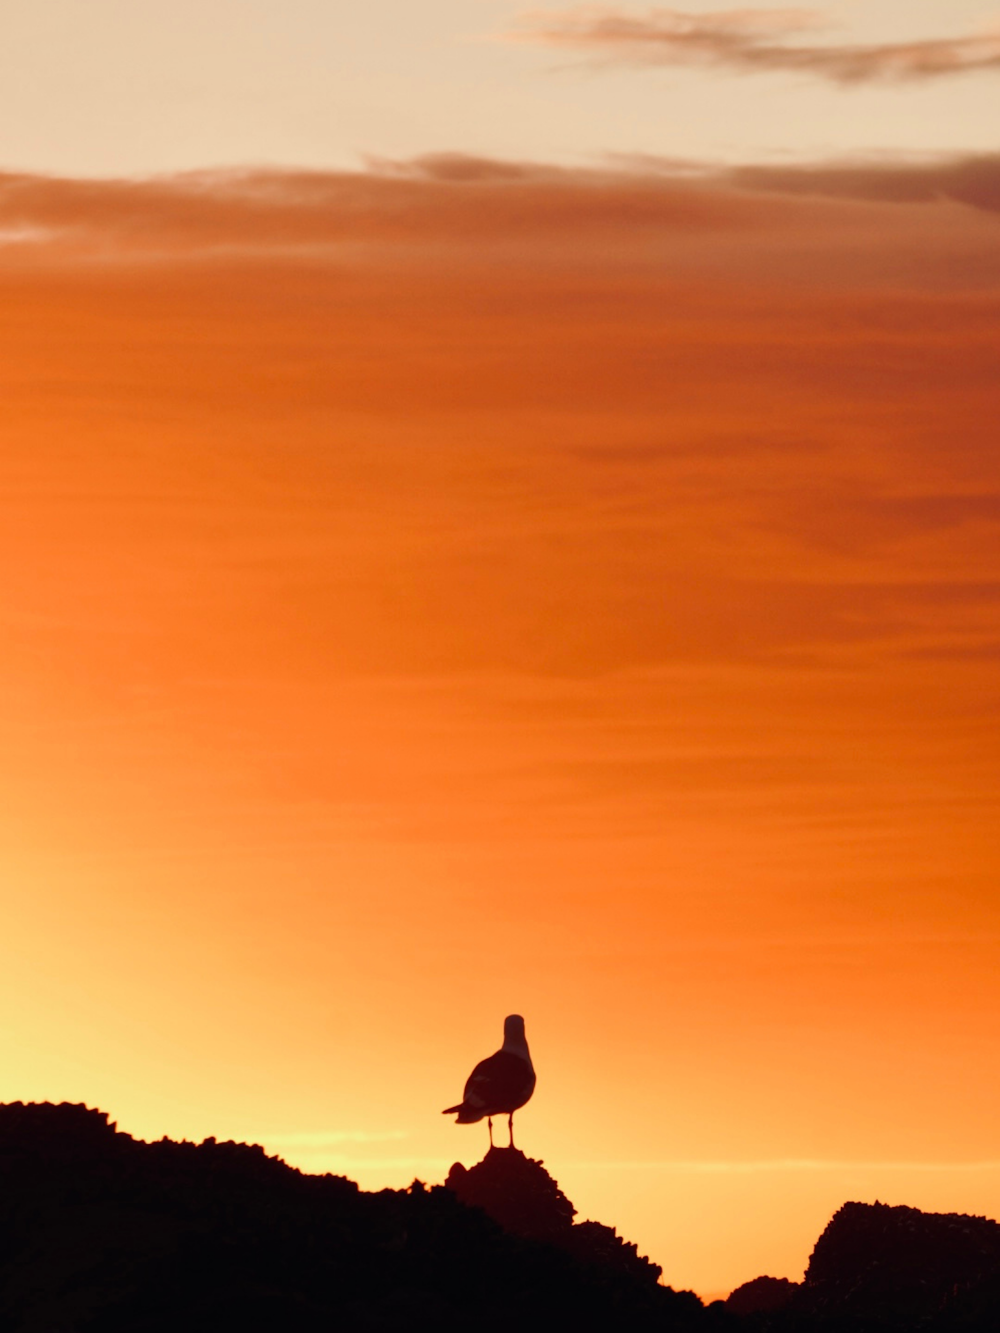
[1,0,999,175]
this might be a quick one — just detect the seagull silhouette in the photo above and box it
[443,1015,536,1148]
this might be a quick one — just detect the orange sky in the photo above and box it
[1,162,998,1296]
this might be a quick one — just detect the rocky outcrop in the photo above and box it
[445,1145,673,1288]
[0,1102,703,1332]
[6,1101,1000,1330]
[730,1200,1000,1329]
[725,1275,799,1316]
[801,1199,1000,1327]
[446,1145,576,1243]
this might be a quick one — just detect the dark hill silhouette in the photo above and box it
[0,1102,704,1332]
[732,1201,1000,1330]
[4,1102,1000,1331]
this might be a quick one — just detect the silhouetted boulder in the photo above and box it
[726,1275,800,1316]
[797,1200,1000,1328]
[445,1145,668,1289]
[446,1146,575,1242]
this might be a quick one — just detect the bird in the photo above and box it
[443,1015,536,1148]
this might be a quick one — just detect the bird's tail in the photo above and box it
[443,1103,485,1123]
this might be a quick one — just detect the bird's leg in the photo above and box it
[488,1116,494,1148]
[508,1113,515,1149]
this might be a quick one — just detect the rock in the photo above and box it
[445,1145,664,1286]
[800,1199,1000,1326]
[725,1275,799,1316]
[446,1146,575,1243]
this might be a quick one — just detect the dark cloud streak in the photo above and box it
[731,155,1000,214]
[512,8,1000,85]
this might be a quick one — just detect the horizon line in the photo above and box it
[277,1154,1000,1174]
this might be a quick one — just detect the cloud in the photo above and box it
[266,1130,408,1147]
[5,152,1000,283]
[2,158,998,691]
[571,1159,1000,1172]
[510,7,1000,85]
[366,153,551,183]
[730,154,1000,213]
[0,159,781,263]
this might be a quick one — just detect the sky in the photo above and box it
[1,0,999,1302]
[3,0,1000,171]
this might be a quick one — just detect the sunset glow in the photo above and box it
[2,0,999,1301]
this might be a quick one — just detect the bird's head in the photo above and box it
[503,1014,526,1041]
[501,1014,531,1062]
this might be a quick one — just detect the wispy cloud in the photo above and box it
[0,225,52,246]
[730,154,1000,213]
[510,7,1000,85]
[267,1130,409,1147]
[570,1159,1000,1172]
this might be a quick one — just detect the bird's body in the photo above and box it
[443,1015,535,1147]
[449,1050,535,1123]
